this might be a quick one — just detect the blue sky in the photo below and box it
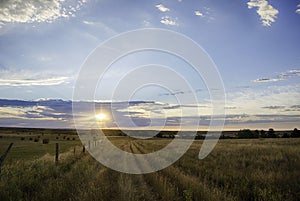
[0,0,299,130]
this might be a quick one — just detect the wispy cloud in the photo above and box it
[247,0,279,26]
[160,16,178,26]
[224,114,300,125]
[0,0,87,27]
[194,10,204,17]
[0,69,72,86]
[82,20,117,36]
[158,88,204,96]
[290,105,300,109]
[156,4,170,12]
[0,77,70,87]
[262,105,285,110]
[261,105,300,112]
[252,69,300,83]
[252,78,282,83]
[226,84,300,116]
[296,3,300,14]
[82,20,94,25]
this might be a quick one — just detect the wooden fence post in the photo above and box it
[55,143,59,164]
[0,143,13,175]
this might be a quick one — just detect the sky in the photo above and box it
[0,0,299,130]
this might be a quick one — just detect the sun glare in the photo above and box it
[95,113,107,121]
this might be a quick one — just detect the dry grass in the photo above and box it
[0,137,299,201]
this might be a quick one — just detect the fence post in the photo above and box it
[82,145,85,153]
[0,143,13,175]
[55,143,59,164]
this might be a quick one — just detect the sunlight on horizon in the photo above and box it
[95,113,107,121]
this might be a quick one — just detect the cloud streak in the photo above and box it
[247,0,279,26]
[252,69,300,83]
[262,106,285,110]
[0,69,72,86]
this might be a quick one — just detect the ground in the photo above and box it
[0,128,299,201]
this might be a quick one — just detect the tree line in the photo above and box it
[156,128,300,139]
[234,128,300,139]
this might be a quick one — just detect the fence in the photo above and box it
[0,143,13,174]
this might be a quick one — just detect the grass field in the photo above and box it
[0,128,299,201]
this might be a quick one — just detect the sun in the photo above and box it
[95,113,107,121]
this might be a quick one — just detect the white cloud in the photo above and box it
[0,0,86,27]
[160,16,178,26]
[296,3,300,14]
[156,4,170,12]
[247,0,279,26]
[0,69,72,86]
[194,10,204,17]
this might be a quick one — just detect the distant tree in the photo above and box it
[156,132,163,138]
[195,134,205,140]
[282,132,290,138]
[267,128,276,138]
[291,128,300,138]
[260,130,267,138]
[237,129,258,139]
[253,130,260,138]
[42,139,50,144]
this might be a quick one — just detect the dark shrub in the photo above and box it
[267,128,276,138]
[237,129,258,139]
[20,137,25,140]
[291,128,300,138]
[282,133,290,138]
[42,139,50,144]
[34,138,39,142]
[29,137,33,141]
[260,130,267,138]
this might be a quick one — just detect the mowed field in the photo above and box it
[0,128,299,201]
